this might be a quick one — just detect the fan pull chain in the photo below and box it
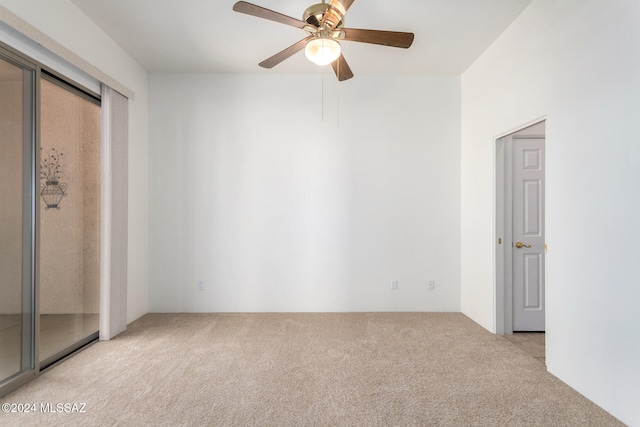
[336,60,340,128]
[321,66,325,122]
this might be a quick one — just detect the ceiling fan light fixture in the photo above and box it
[305,38,341,66]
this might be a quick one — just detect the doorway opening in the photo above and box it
[495,119,546,335]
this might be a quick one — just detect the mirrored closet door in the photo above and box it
[38,75,101,368]
[0,43,101,395]
[0,49,35,390]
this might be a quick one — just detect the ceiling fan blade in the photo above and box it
[322,0,356,29]
[259,36,314,69]
[331,54,354,82]
[341,28,415,48]
[233,1,309,30]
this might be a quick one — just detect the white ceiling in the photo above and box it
[69,0,533,76]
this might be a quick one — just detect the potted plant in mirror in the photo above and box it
[40,147,68,210]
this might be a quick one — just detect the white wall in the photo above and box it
[149,73,461,313]
[461,0,640,424]
[0,0,149,323]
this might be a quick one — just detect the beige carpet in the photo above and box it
[0,313,623,426]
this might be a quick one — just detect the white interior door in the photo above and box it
[512,137,545,331]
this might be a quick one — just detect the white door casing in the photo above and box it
[494,119,545,335]
[512,137,545,331]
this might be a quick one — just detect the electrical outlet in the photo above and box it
[197,281,205,291]
[427,280,435,290]
[391,280,399,290]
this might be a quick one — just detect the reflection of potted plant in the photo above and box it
[40,148,68,210]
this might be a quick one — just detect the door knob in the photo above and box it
[515,242,532,249]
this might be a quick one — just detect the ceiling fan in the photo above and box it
[232,0,415,81]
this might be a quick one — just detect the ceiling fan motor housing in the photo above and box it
[303,3,344,29]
